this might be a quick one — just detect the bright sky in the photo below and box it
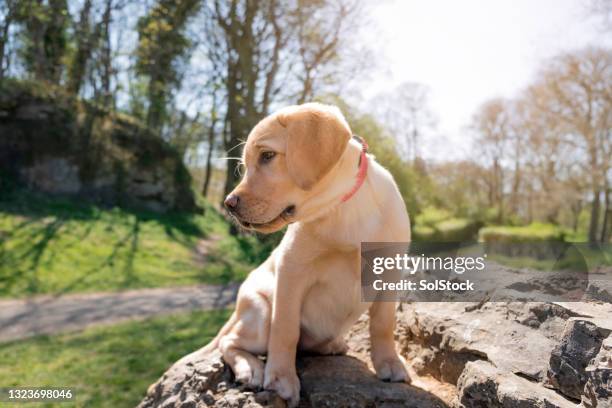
[359,0,610,160]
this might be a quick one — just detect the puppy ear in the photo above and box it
[278,104,351,190]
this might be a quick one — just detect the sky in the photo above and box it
[358,0,610,160]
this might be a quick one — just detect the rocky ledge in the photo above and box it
[139,294,611,408]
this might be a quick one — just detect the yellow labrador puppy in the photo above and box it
[213,103,411,407]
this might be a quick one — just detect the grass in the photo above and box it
[0,189,271,298]
[0,309,231,408]
[479,222,565,243]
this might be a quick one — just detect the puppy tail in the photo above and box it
[201,311,238,353]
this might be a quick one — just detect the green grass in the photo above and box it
[479,222,565,243]
[0,309,230,408]
[0,190,270,297]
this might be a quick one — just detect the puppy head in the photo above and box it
[224,103,351,233]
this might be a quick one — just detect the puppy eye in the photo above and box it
[259,151,276,164]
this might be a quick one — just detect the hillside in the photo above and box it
[0,80,195,213]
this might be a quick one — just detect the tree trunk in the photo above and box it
[202,120,218,199]
[99,0,113,108]
[571,200,583,233]
[588,189,601,246]
[600,188,611,243]
[221,1,260,199]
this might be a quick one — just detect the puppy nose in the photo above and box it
[224,194,240,211]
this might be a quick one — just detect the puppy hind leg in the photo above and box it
[306,336,349,355]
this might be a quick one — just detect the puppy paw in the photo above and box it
[234,357,264,389]
[373,356,411,384]
[264,366,300,407]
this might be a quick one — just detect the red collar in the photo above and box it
[340,136,369,203]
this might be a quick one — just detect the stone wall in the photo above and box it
[0,80,196,212]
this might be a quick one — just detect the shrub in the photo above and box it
[412,207,480,242]
[413,225,436,241]
[415,207,452,227]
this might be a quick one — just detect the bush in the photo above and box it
[412,207,480,242]
[413,224,436,241]
[415,207,452,227]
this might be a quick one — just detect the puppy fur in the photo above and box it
[211,103,411,407]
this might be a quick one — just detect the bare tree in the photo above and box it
[471,98,511,222]
[587,0,612,32]
[372,82,437,161]
[533,48,612,244]
[202,0,369,199]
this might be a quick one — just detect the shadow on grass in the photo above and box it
[0,189,206,297]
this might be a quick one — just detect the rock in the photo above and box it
[396,300,612,406]
[298,355,446,407]
[0,81,196,213]
[21,157,81,194]
[547,320,611,401]
[139,298,612,407]
[398,302,566,383]
[582,335,612,408]
[584,276,612,304]
[138,346,447,408]
[457,360,576,408]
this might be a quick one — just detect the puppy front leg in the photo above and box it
[264,268,306,407]
[369,301,410,383]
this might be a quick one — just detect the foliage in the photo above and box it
[412,207,480,242]
[135,0,200,131]
[0,189,268,297]
[13,0,70,83]
[0,309,230,408]
[415,207,452,227]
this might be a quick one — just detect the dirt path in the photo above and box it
[0,283,239,343]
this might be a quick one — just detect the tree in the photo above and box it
[293,0,363,103]
[203,0,368,199]
[67,0,94,94]
[587,0,612,32]
[533,48,612,244]
[135,0,200,133]
[371,82,437,161]
[0,0,16,80]
[15,0,70,83]
[471,98,511,222]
